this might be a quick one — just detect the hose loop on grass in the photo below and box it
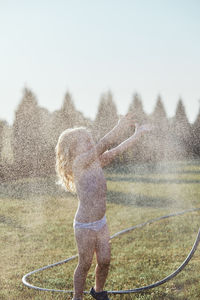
[22,208,200,295]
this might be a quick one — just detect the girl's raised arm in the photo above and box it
[99,124,151,168]
[95,113,136,156]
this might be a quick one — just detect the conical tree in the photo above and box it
[12,88,47,177]
[151,95,168,126]
[0,121,15,181]
[191,106,200,157]
[0,121,14,164]
[0,120,5,164]
[173,100,190,131]
[46,94,78,177]
[0,120,6,180]
[36,106,57,176]
[60,92,77,130]
[128,93,147,123]
[170,99,191,159]
[147,95,170,161]
[93,91,118,141]
[51,91,91,143]
[124,94,147,163]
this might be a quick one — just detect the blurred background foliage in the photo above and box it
[0,88,200,181]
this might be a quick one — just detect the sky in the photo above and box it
[0,0,200,125]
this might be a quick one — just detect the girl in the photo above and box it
[55,114,150,300]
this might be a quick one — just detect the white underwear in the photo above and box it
[73,215,106,232]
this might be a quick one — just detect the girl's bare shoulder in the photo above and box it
[73,147,99,172]
[72,153,92,178]
[73,154,101,179]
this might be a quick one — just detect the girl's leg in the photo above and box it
[94,224,111,292]
[74,228,96,299]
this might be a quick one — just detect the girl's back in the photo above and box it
[74,160,107,223]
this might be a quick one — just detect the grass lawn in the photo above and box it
[0,160,200,300]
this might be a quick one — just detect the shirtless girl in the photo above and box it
[55,114,151,300]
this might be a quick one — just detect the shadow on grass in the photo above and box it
[106,160,200,177]
[106,176,200,185]
[107,190,174,208]
[0,177,73,200]
[0,214,23,229]
[1,178,175,209]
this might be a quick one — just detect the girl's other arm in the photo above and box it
[95,113,136,156]
[99,124,151,168]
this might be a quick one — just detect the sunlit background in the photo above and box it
[1,2,200,300]
[1,0,200,124]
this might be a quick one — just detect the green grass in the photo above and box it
[0,160,200,299]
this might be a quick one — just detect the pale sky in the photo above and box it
[1,0,200,125]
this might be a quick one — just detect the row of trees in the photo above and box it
[0,88,200,180]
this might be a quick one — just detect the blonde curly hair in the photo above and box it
[55,127,87,194]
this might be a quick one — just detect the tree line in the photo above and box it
[0,88,200,181]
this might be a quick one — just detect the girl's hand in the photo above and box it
[135,123,153,136]
[117,113,136,132]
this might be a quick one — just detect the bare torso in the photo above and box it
[74,160,107,223]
